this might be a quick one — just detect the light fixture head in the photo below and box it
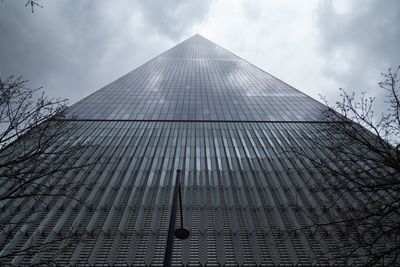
[174,228,190,240]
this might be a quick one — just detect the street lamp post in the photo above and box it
[163,169,190,267]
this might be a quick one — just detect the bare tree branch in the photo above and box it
[25,0,42,12]
[0,76,99,265]
[292,66,400,266]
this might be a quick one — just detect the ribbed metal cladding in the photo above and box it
[1,120,365,266]
[1,34,372,266]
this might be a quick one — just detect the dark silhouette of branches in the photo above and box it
[0,0,43,12]
[0,76,95,264]
[292,66,400,266]
[25,0,42,12]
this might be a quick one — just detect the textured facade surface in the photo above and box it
[0,35,364,266]
[67,35,325,122]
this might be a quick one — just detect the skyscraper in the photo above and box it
[1,35,367,266]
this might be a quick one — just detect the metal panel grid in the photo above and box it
[66,35,326,122]
[0,121,370,266]
[0,35,376,266]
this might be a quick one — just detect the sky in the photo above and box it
[0,0,399,114]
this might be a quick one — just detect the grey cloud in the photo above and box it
[3,0,397,118]
[0,1,117,100]
[316,0,400,111]
[136,0,212,39]
[241,1,262,21]
[0,0,211,105]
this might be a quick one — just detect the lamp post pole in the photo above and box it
[163,169,190,266]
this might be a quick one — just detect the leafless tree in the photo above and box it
[0,76,92,265]
[292,67,400,266]
[0,0,43,12]
[25,0,42,12]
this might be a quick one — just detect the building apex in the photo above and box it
[67,34,326,122]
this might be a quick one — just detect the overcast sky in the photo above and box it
[1,0,399,113]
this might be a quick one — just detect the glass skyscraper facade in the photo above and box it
[1,35,367,266]
[68,35,325,122]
